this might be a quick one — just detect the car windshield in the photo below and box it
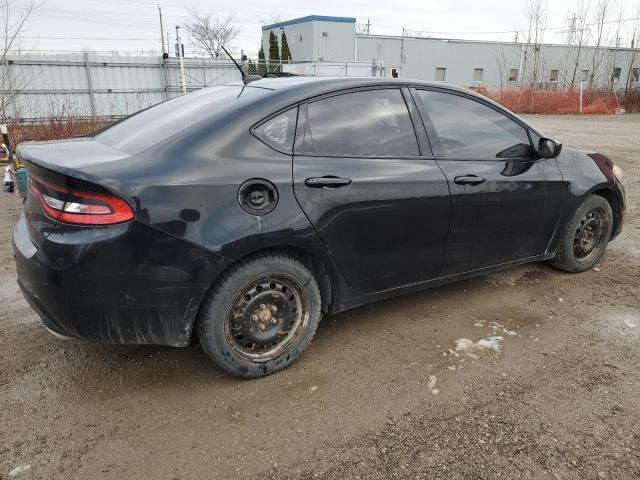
[94,85,261,155]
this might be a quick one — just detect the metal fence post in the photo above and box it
[5,60,20,121]
[160,57,169,101]
[83,53,97,119]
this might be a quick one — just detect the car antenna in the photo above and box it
[220,45,261,85]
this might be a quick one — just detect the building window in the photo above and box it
[435,67,446,82]
[549,70,559,82]
[473,68,484,82]
[632,68,640,83]
[612,67,621,83]
[508,68,519,82]
[581,69,589,82]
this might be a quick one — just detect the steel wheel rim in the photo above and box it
[573,206,608,262]
[224,274,308,362]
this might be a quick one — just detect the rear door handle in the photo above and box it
[454,175,486,186]
[304,176,352,188]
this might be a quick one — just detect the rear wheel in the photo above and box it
[550,195,613,273]
[197,253,321,378]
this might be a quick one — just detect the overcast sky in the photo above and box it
[12,0,640,58]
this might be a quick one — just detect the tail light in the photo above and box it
[28,175,134,225]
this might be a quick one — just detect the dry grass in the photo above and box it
[8,117,111,148]
[483,88,622,114]
[4,99,113,148]
[621,90,640,113]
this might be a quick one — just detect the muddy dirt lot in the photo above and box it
[1,114,639,480]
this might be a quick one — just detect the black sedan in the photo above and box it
[13,77,625,378]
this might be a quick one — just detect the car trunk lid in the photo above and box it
[17,138,131,246]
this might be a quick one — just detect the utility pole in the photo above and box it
[176,25,187,95]
[365,18,372,35]
[158,4,165,55]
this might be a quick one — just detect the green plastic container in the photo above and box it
[14,167,28,196]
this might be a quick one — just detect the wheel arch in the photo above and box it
[590,186,623,239]
[189,244,340,342]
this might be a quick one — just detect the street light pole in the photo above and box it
[176,25,187,95]
[158,5,165,55]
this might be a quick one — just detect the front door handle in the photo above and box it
[454,175,486,186]
[304,176,352,188]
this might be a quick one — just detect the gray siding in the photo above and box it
[357,35,640,90]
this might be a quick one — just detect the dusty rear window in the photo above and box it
[95,86,264,155]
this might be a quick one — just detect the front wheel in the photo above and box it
[197,253,322,378]
[550,194,613,273]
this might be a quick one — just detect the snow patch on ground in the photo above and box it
[454,336,504,358]
[427,375,439,394]
[9,465,31,477]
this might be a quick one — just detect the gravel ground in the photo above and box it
[1,114,639,480]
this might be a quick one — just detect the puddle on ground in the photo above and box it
[595,309,640,341]
[607,310,640,330]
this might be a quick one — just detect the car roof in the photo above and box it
[231,76,538,136]
[230,76,471,97]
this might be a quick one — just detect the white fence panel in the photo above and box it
[0,54,241,121]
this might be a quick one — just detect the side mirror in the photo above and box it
[538,138,562,159]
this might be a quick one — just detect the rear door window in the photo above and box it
[416,90,533,159]
[301,89,419,157]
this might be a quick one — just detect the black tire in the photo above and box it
[197,253,322,378]
[550,194,613,273]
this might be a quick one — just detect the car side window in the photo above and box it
[255,108,297,152]
[301,89,419,157]
[416,90,533,160]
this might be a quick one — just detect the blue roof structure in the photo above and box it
[262,15,356,30]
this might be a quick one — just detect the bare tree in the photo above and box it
[259,12,282,25]
[563,1,590,89]
[624,0,640,92]
[185,11,240,59]
[519,0,548,88]
[1,0,39,121]
[355,19,373,35]
[493,45,520,99]
[587,0,613,91]
[355,23,368,34]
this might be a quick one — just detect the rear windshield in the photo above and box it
[94,85,263,155]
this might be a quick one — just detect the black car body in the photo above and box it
[13,77,625,376]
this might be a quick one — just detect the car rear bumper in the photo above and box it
[13,214,228,346]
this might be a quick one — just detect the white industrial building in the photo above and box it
[262,15,640,90]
